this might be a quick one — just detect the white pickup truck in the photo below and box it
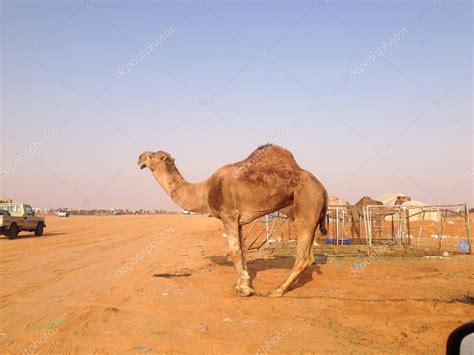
[0,203,46,239]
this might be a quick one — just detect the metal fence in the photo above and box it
[243,204,472,257]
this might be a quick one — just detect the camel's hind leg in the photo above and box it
[269,216,316,297]
[269,189,322,297]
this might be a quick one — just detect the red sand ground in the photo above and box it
[0,215,473,354]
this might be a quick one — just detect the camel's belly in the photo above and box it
[234,185,293,220]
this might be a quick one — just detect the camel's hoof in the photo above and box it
[235,287,255,297]
[268,288,285,297]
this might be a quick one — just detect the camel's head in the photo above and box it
[138,151,174,171]
[395,195,411,205]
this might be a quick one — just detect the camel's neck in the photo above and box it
[152,163,210,214]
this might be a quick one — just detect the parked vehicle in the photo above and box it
[56,210,70,217]
[0,203,46,239]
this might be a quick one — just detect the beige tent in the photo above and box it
[328,195,350,206]
[376,192,409,206]
[401,200,439,221]
[375,193,439,221]
[327,196,351,222]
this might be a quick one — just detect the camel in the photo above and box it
[351,196,383,239]
[394,195,411,205]
[138,144,328,297]
[354,196,383,209]
[376,192,412,206]
[352,195,412,238]
[352,196,414,239]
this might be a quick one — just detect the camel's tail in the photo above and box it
[318,189,328,236]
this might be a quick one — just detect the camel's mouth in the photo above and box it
[140,163,147,170]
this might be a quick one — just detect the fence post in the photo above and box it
[336,208,339,255]
[437,207,441,255]
[364,206,371,256]
[464,204,472,254]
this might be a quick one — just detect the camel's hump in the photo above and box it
[245,144,298,165]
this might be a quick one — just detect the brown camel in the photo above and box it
[351,196,412,239]
[351,196,383,239]
[354,196,383,209]
[394,195,411,205]
[138,144,328,297]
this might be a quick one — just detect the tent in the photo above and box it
[375,193,440,221]
[401,200,439,221]
[376,192,409,206]
[328,195,350,206]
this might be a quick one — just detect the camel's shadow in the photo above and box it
[207,255,322,293]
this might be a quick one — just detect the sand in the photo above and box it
[0,214,473,354]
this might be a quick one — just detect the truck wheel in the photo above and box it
[7,224,19,239]
[34,223,44,236]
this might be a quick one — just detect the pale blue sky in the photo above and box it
[1,0,472,210]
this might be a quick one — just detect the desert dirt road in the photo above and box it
[0,215,473,354]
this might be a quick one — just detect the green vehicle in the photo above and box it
[0,203,46,239]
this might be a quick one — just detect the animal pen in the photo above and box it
[242,204,472,257]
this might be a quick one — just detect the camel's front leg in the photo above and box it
[223,221,255,297]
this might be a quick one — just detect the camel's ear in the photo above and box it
[162,156,175,163]
[156,152,173,162]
